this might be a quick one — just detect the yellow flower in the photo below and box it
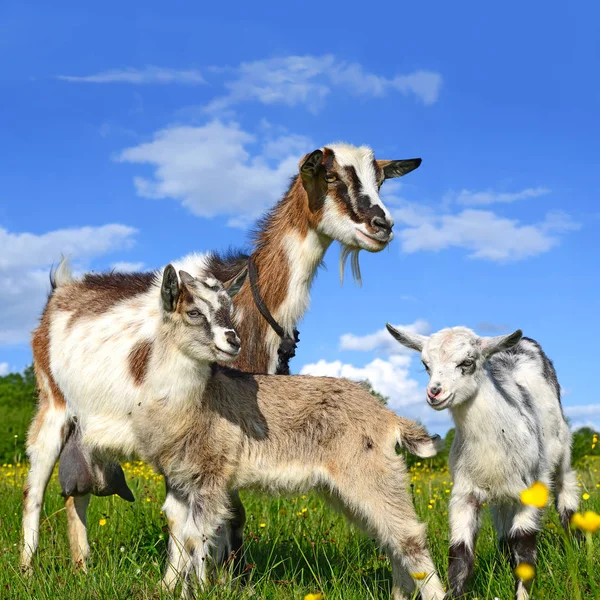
[570,511,600,533]
[259,523,266,528]
[514,563,536,581]
[410,572,427,580]
[304,594,324,600]
[583,493,590,501]
[520,481,549,508]
[99,518,107,526]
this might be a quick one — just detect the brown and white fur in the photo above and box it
[387,325,580,600]
[21,261,246,572]
[23,143,422,574]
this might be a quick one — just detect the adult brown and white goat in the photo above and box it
[23,143,422,574]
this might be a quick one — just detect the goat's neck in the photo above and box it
[147,333,212,404]
[450,377,499,441]
[252,176,331,330]
[232,177,331,374]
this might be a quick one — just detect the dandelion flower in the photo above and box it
[304,594,324,600]
[514,563,535,581]
[99,518,107,526]
[583,493,590,501]
[570,511,600,534]
[259,523,266,528]
[410,572,427,580]
[520,481,548,508]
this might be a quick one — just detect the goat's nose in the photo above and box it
[427,384,442,398]
[371,215,393,233]
[225,330,240,350]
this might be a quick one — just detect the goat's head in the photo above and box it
[386,324,522,410]
[300,143,421,252]
[160,265,247,364]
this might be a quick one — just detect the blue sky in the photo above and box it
[1,0,598,433]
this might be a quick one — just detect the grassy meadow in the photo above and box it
[0,449,599,599]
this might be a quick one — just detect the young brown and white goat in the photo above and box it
[24,143,422,572]
[130,270,444,600]
[21,260,246,571]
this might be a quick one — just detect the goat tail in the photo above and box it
[395,418,443,458]
[50,256,74,290]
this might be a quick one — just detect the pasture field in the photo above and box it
[0,454,598,600]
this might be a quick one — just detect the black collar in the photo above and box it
[247,256,299,375]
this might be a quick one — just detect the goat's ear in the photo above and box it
[226,267,248,299]
[480,329,523,358]
[161,265,180,313]
[300,149,324,177]
[178,270,195,286]
[378,158,422,180]
[300,149,327,212]
[386,323,427,352]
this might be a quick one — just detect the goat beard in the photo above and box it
[339,245,362,287]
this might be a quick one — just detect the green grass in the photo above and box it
[1,459,599,600]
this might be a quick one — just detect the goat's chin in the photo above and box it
[353,228,391,252]
[214,348,239,363]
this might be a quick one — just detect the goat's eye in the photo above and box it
[422,360,430,372]
[325,174,337,183]
[187,309,202,318]
[459,359,474,369]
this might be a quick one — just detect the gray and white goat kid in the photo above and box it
[386,325,580,600]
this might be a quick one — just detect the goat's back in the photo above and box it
[486,336,570,470]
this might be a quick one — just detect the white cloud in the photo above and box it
[0,224,138,345]
[453,186,551,206]
[206,55,442,113]
[112,261,145,272]
[340,319,430,354]
[564,404,600,420]
[395,205,579,262]
[56,67,205,85]
[0,224,137,271]
[567,405,600,432]
[117,120,312,228]
[0,362,9,376]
